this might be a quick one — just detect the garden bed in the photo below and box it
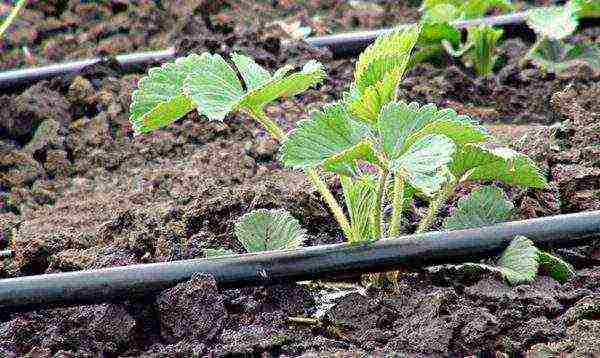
[1,0,600,356]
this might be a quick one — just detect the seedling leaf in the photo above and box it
[341,175,378,243]
[443,185,513,230]
[354,25,420,94]
[129,53,203,134]
[183,54,325,121]
[234,209,306,253]
[529,39,600,74]
[422,3,460,23]
[466,24,504,76]
[497,236,539,285]
[452,144,548,188]
[390,134,456,195]
[349,70,400,125]
[421,0,513,22]
[231,53,272,91]
[527,2,580,40]
[280,103,378,176]
[538,251,575,283]
[577,0,600,18]
[184,53,245,121]
[240,60,326,110]
[378,101,487,159]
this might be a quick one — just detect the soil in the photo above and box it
[1,0,600,356]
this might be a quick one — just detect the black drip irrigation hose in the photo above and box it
[0,48,176,90]
[0,9,567,90]
[0,210,599,312]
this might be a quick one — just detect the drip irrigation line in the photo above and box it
[0,48,176,90]
[305,11,534,56]
[1,7,588,89]
[1,210,599,312]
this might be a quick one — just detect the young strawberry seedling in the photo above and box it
[417,0,510,76]
[523,0,600,73]
[130,21,565,285]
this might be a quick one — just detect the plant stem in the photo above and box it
[372,168,389,240]
[388,175,405,238]
[248,108,352,240]
[306,168,353,240]
[249,108,286,141]
[416,184,454,234]
[0,0,27,39]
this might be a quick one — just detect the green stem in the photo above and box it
[416,184,454,234]
[0,0,27,39]
[388,175,405,238]
[249,108,286,141]
[371,168,389,240]
[248,107,352,240]
[306,168,353,240]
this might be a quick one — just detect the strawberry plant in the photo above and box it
[524,0,600,73]
[443,24,504,76]
[129,22,559,284]
[416,0,510,76]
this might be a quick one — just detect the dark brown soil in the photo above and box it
[1,0,600,356]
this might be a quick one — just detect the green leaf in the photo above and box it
[354,25,421,94]
[458,236,539,285]
[204,248,235,258]
[419,22,461,48]
[234,209,306,253]
[184,53,245,121]
[443,185,514,230]
[348,70,400,125]
[280,103,378,176]
[529,39,600,74]
[391,134,456,196]
[239,60,326,110]
[183,53,326,121]
[577,0,600,18]
[129,53,203,134]
[378,101,487,159]
[404,118,490,151]
[231,53,272,91]
[497,236,539,285]
[421,0,513,22]
[422,3,461,23]
[378,102,435,158]
[341,175,378,244]
[465,24,504,76]
[527,2,580,40]
[538,251,575,283]
[451,144,548,189]
[460,0,513,19]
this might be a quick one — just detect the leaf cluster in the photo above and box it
[416,0,510,76]
[281,25,546,243]
[524,0,600,73]
[128,18,553,287]
[130,52,325,135]
[444,186,575,285]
